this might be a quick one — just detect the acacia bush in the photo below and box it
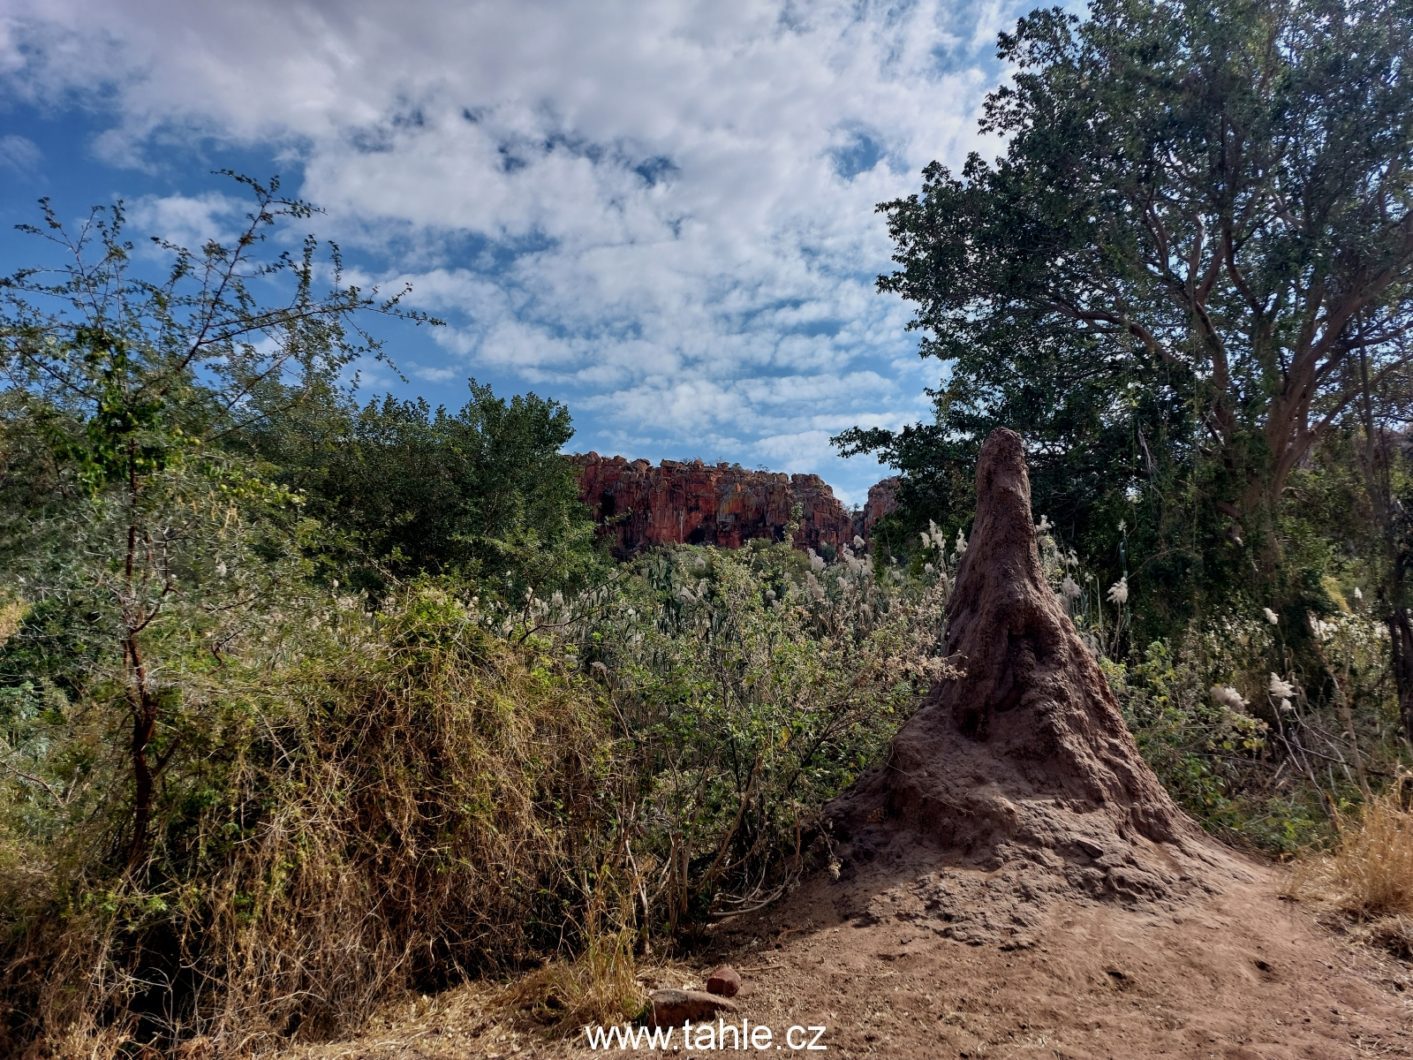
[0,583,623,1054]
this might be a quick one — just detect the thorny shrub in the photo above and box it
[532,536,951,929]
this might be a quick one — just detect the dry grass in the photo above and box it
[0,596,24,645]
[493,881,646,1034]
[271,982,532,1060]
[1356,914,1413,961]
[504,931,644,1034]
[275,953,702,1060]
[0,588,632,1058]
[1324,778,1413,918]
[1288,776,1413,960]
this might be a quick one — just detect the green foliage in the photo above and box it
[1107,642,1263,825]
[253,379,602,600]
[1103,605,1410,856]
[554,540,949,926]
[841,0,1413,626]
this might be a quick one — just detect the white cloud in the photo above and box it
[1,0,1025,499]
[0,134,41,174]
[755,428,838,468]
[410,364,460,384]
[125,191,243,250]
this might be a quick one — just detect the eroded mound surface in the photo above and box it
[830,428,1222,902]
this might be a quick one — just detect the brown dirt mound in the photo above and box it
[830,427,1217,903]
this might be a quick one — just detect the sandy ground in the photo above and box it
[278,844,1413,1060]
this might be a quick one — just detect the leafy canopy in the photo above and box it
[255,380,602,599]
[842,0,1413,607]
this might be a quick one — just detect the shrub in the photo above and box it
[0,537,950,1055]
[0,586,623,1055]
[551,539,951,927]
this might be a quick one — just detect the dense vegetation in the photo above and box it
[0,179,949,1050]
[1,0,1411,1054]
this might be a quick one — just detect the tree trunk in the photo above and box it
[1353,347,1413,749]
[126,631,157,871]
[123,444,157,871]
[1389,608,1413,747]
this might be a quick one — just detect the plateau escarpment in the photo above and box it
[574,454,896,558]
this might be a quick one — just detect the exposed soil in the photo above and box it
[279,431,1413,1057]
[696,845,1413,1059]
[278,851,1413,1059]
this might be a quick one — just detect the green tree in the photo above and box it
[255,379,602,600]
[842,0,1413,616]
[0,174,425,866]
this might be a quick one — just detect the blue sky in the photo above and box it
[0,0,1028,506]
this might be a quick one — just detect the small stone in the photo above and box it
[1074,837,1106,859]
[705,964,742,998]
[649,988,739,1027]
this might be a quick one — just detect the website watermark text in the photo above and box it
[584,1018,827,1052]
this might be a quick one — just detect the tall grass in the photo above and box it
[0,587,627,1055]
[1322,777,1413,918]
[1287,775,1413,960]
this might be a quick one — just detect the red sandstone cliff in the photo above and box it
[576,454,890,557]
[856,476,900,538]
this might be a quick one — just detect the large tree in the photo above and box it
[844,0,1413,604]
[253,381,601,599]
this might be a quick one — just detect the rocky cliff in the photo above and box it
[575,454,889,557]
[858,476,900,537]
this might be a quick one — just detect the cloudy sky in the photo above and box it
[0,0,1030,505]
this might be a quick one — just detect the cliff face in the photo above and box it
[575,454,869,557]
[856,476,900,538]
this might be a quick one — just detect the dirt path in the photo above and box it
[687,850,1413,1059]
[281,848,1412,1059]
